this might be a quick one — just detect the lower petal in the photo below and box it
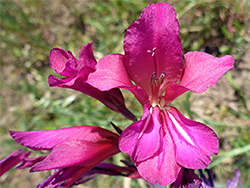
[165,107,219,169]
[136,126,181,185]
[119,106,161,162]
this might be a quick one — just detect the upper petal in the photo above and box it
[124,3,183,95]
[10,126,118,151]
[165,107,219,169]
[30,138,119,171]
[179,52,234,93]
[49,43,97,87]
[49,48,70,75]
[87,53,148,105]
[87,54,133,90]
[119,106,161,162]
[78,42,97,69]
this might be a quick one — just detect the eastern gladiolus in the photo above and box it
[87,3,234,185]
[9,126,120,187]
[48,42,136,121]
[0,149,30,176]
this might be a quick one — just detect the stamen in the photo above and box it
[150,72,157,85]
[154,78,159,85]
[147,48,167,107]
[150,71,166,107]
[159,72,166,84]
[150,72,166,86]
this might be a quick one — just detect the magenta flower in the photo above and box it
[48,42,136,121]
[0,149,30,176]
[9,126,120,187]
[87,3,234,185]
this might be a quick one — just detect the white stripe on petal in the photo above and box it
[168,112,195,146]
[138,107,153,139]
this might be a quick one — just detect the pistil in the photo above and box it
[147,47,157,73]
[147,47,166,107]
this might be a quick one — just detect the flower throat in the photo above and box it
[147,47,166,107]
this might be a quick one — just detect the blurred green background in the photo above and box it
[0,0,249,187]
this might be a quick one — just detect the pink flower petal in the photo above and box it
[10,126,118,151]
[59,59,78,78]
[30,138,119,171]
[51,166,84,185]
[61,166,95,188]
[78,42,97,69]
[50,43,95,77]
[124,3,183,96]
[36,167,88,188]
[87,54,133,90]
[165,107,219,169]
[136,124,181,185]
[0,149,31,176]
[49,47,137,120]
[48,43,96,88]
[164,83,189,105]
[179,52,234,93]
[36,168,63,188]
[49,48,70,75]
[16,156,46,169]
[49,73,133,117]
[87,53,148,105]
[48,74,77,87]
[119,106,161,162]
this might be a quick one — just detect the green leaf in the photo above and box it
[208,144,250,168]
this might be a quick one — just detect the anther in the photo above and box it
[150,72,157,84]
[159,72,166,84]
[154,78,159,85]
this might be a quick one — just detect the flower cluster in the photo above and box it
[0,3,235,188]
